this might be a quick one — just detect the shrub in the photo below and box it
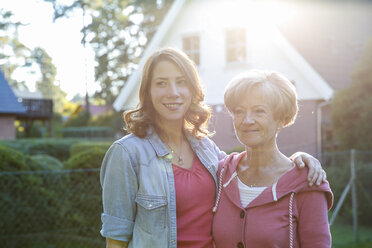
[65,147,106,169]
[29,154,64,170]
[61,126,114,138]
[70,141,111,157]
[0,145,29,171]
[28,140,73,161]
[64,110,90,127]
[0,146,47,239]
[63,148,104,237]
[90,110,126,134]
[0,141,27,154]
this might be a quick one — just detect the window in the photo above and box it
[225,28,246,63]
[182,35,200,65]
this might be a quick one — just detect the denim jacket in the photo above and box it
[100,129,226,248]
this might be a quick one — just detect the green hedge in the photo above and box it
[29,154,64,170]
[0,139,82,161]
[63,148,105,238]
[65,147,107,169]
[0,146,47,238]
[0,145,30,171]
[28,140,73,161]
[70,142,111,157]
[0,144,105,246]
[61,126,114,138]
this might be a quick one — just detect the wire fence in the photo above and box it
[0,169,105,248]
[323,150,372,242]
[1,150,371,247]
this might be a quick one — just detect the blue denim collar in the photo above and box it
[145,126,201,158]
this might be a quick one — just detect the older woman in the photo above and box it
[212,70,333,248]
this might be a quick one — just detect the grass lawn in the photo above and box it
[331,220,372,248]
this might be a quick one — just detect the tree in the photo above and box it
[331,38,372,150]
[32,47,67,112]
[0,8,66,112]
[0,8,32,90]
[45,0,173,105]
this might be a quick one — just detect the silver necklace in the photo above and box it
[166,135,184,165]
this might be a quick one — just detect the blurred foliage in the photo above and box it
[0,143,105,247]
[332,38,372,150]
[44,0,174,104]
[61,126,114,138]
[0,138,81,161]
[0,9,66,107]
[27,140,74,161]
[0,145,30,171]
[89,109,126,135]
[64,109,91,127]
[62,101,80,117]
[32,47,67,112]
[65,147,106,169]
[325,150,372,226]
[70,141,111,157]
[29,154,64,170]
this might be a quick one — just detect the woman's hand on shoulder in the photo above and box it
[106,238,129,248]
[290,152,327,186]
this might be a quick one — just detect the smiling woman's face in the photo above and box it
[150,59,192,126]
[232,88,280,149]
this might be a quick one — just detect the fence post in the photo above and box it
[350,149,358,243]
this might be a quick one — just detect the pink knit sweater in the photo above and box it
[212,152,333,248]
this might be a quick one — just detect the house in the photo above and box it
[0,70,26,140]
[113,0,335,157]
[276,0,372,153]
[11,88,54,137]
[277,0,372,91]
[82,104,112,116]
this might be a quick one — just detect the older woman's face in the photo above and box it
[232,89,280,149]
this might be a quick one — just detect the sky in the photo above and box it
[1,0,97,100]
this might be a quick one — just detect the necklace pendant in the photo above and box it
[178,157,184,165]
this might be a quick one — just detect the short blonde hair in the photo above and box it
[224,70,298,127]
[124,47,211,138]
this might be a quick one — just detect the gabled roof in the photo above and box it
[113,0,334,111]
[12,88,44,99]
[113,0,187,111]
[0,70,26,115]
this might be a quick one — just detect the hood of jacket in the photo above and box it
[216,152,333,210]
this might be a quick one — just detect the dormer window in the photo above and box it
[225,28,246,63]
[182,35,200,65]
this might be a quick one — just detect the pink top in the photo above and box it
[213,152,333,248]
[172,154,215,248]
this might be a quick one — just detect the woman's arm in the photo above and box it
[290,152,326,186]
[296,192,331,248]
[100,143,138,244]
[106,238,129,248]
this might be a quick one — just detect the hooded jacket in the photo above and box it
[212,152,333,248]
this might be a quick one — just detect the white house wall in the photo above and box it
[160,0,328,105]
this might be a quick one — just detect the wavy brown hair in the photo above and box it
[124,47,211,139]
